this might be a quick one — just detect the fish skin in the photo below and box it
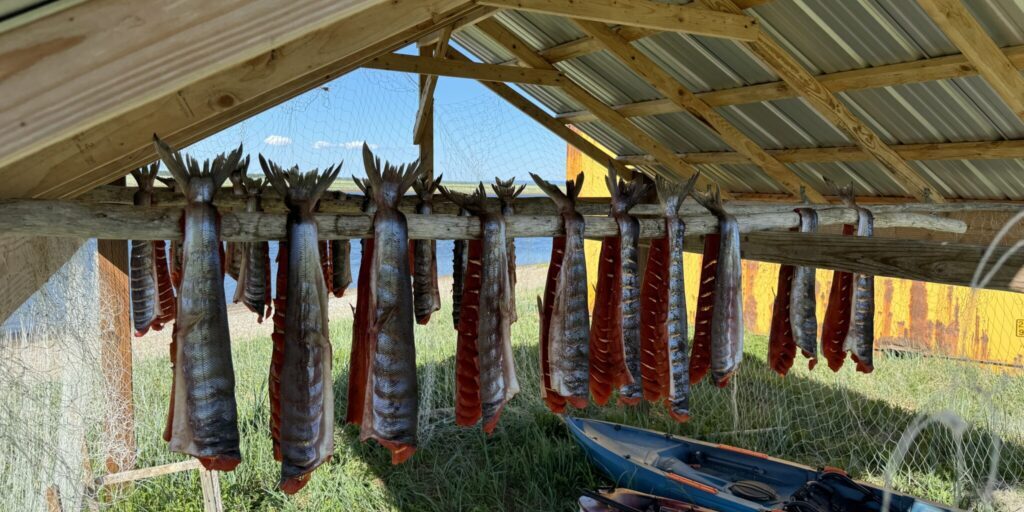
[346,179,376,426]
[539,238,568,413]
[235,177,271,321]
[452,207,470,329]
[270,240,288,460]
[693,186,743,388]
[412,175,443,324]
[532,173,589,408]
[768,263,796,376]
[130,164,160,336]
[655,175,698,421]
[330,239,352,297]
[359,145,423,464]
[157,176,185,291]
[260,158,341,494]
[152,239,177,330]
[154,136,242,472]
[492,178,526,324]
[442,185,518,433]
[839,189,875,374]
[821,224,855,372]
[789,208,819,368]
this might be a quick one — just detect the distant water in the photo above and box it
[223,237,552,300]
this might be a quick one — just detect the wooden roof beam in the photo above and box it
[616,139,1024,165]
[475,18,722,193]
[412,26,453,144]
[575,18,824,202]
[365,52,567,85]
[477,0,760,41]
[697,0,942,203]
[918,0,1024,122]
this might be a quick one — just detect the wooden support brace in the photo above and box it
[413,25,453,144]
[365,52,566,85]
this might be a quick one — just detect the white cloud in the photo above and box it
[263,135,292,146]
[312,140,378,150]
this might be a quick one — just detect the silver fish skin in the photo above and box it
[492,178,526,324]
[789,208,819,363]
[240,178,271,320]
[839,188,875,372]
[330,239,352,293]
[693,185,743,387]
[607,167,652,403]
[261,158,341,490]
[452,207,470,329]
[130,164,161,335]
[531,173,589,404]
[412,174,442,323]
[154,137,242,469]
[360,145,423,459]
[225,157,250,281]
[656,174,699,419]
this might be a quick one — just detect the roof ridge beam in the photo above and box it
[365,51,566,85]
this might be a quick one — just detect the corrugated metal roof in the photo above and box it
[454,0,1024,200]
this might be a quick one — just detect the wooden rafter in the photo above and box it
[475,18,721,193]
[446,48,634,178]
[0,0,479,201]
[696,0,942,203]
[417,6,497,47]
[617,139,1024,165]
[917,0,1024,121]
[413,25,453,144]
[365,52,566,85]
[575,19,825,203]
[477,0,759,41]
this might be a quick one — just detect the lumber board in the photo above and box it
[478,0,759,41]
[365,52,565,85]
[95,460,201,487]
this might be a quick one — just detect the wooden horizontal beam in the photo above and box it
[478,0,759,41]
[364,52,566,85]
[733,231,1024,293]
[0,200,964,242]
[615,139,1024,165]
[95,460,201,487]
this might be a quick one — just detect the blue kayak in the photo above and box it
[566,417,957,512]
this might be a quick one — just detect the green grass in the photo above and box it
[110,282,1024,511]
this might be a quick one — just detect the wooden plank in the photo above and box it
[447,48,634,179]
[97,234,135,474]
[697,0,942,203]
[476,18,721,192]
[732,231,1024,293]
[616,139,1024,165]
[417,6,496,47]
[418,45,436,181]
[198,469,223,512]
[0,0,386,175]
[478,0,759,41]
[95,460,201,487]
[0,0,475,200]
[364,52,565,85]
[575,19,825,202]
[413,25,453,144]
[0,200,965,242]
[918,0,1024,121]
[0,236,83,324]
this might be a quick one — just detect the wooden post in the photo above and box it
[97,178,136,474]
[419,45,435,180]
[198,469,224,512]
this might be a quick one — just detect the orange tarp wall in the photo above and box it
[566,143,1024,368]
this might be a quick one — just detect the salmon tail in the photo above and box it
[455,240,484,426]
[153,135,243,196]
[491,177,526,206]
[606,164,651,215]
[539,238,568,413]
[412,173,443,202]
[821,224,856,372]
[689,234,720,384]
[655,173,700,217]
[270,241,289,461]
[530,172,583,215]
[640,235,670,401]
[346,238,375,425]
[768,264,797,376]
[362,143,422,210]
[259,155,343,211]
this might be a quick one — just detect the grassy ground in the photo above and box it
[109,273,1024,511]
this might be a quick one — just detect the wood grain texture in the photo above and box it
[478,0,759,40]
[0,235,83,324]
[0,0,474,200]
[575,19,823,202]
[413,25,453,144]
[918,0,1024,121]
[366,52,565,85]
[95,460,201,487]
[697,0,941,203]
[476,18,721,192]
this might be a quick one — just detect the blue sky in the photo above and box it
[182,44,568,184]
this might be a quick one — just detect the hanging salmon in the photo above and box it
[689,233,718,385]
[533,173,589,410]
[443,185,519,433]
[331,239,352,297]
[154,136,243,472]
[768,208,820,375]
[224,160,250,282]
[842,186,875,373]
[412,174,443,324]
[130,164,162,337]
[641,175,699,420]
[492,178,526,323]
[359,145,423,464]
[346,179,375,426]
[590,166,650,406]
[152,238,177,330]
[319,238,334,297]
[230,177,273,321]
[260,157,341,494]
[452,206,471,329]
[692,185,743,388]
